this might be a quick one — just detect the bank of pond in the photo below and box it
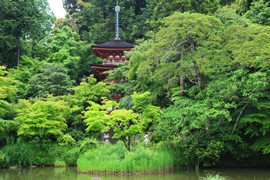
[1,140,270,179]
[0,140,174,174]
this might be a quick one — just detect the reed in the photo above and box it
[77,141,174,174]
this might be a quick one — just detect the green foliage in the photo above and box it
[54,159,66,167]
[147,0,220,30]
[236,0,254,15]
[244,0,270,25]
[57,134,75,146]
[129,12,223,105]
[7,56,44,99]
[0,66,17,100]
[38,26,100,81]
[60,75,110,129]
[77,141,174,173]
[84,92,161,151]
[26,63,74,98]
[1,142,40,167]
[15,99,67,146]
[214,8,250,26]
[77,138,99,153]
[0,66,18,144]
[0,141,81,167]
[148,9,270,168]
[0,0,55,68]
[152,0,220,16]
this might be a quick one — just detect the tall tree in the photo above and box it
[37,26,100,81]
[0,0,55,68]
[244,0,270,25]
[147,0,220,30]
[57,0,151,44]
[127,12,223,105]
[26,63,74,98]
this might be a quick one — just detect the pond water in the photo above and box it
[0,167,270,180]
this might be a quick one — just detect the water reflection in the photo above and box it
[0,168,269,180]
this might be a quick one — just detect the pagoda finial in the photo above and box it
[115,0,120,40]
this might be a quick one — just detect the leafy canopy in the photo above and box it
[15,99,67,145]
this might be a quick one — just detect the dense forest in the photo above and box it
[0,0,270,168]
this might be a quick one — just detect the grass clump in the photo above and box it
[200,174,230,180]
[54,159,66,167]
[77,141,174,173]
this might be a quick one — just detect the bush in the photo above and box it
[57,134,75,146]
[54,159,66,167]
[77,138,98,153]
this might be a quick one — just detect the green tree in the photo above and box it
[60,75,111,130]
[83,92,161,151]
[7,56,45,99]
[150,22,270,167]
[0,66,17,143]
[38,26,100,81]
[127,12,223,106]
[147,0,220,30]
[26,63,74,98]
[236,0,254,15]
[214,7,250,26]
[15,99,67,146]
[0,0,55,68]
[244,0,270,25]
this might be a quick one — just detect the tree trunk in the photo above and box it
[190,40,202,88]
[17,36,20,67]
[128,136,131,151]
[180,75,185,96]
[205,117,211,136]
[122,137,128,151]
[39,136,43,146]
[180,44,185,96]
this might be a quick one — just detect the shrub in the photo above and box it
[54,159,66,167]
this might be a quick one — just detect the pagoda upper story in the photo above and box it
[90,39,134,80]
[92,39,134,65]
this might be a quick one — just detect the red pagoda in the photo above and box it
[90,1,134,102]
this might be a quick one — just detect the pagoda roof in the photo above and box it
[90,64,118,68]
[92,39,134,49]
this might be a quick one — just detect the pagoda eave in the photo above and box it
[90,64,118,77]
[92,47,133,58]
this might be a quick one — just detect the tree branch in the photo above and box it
[231,98,252,135]
[186,74,198,84]
[209,124,225,134]
[161,40,188,61]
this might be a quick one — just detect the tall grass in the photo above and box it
[77,141,174,173]
[0,141,80,167]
